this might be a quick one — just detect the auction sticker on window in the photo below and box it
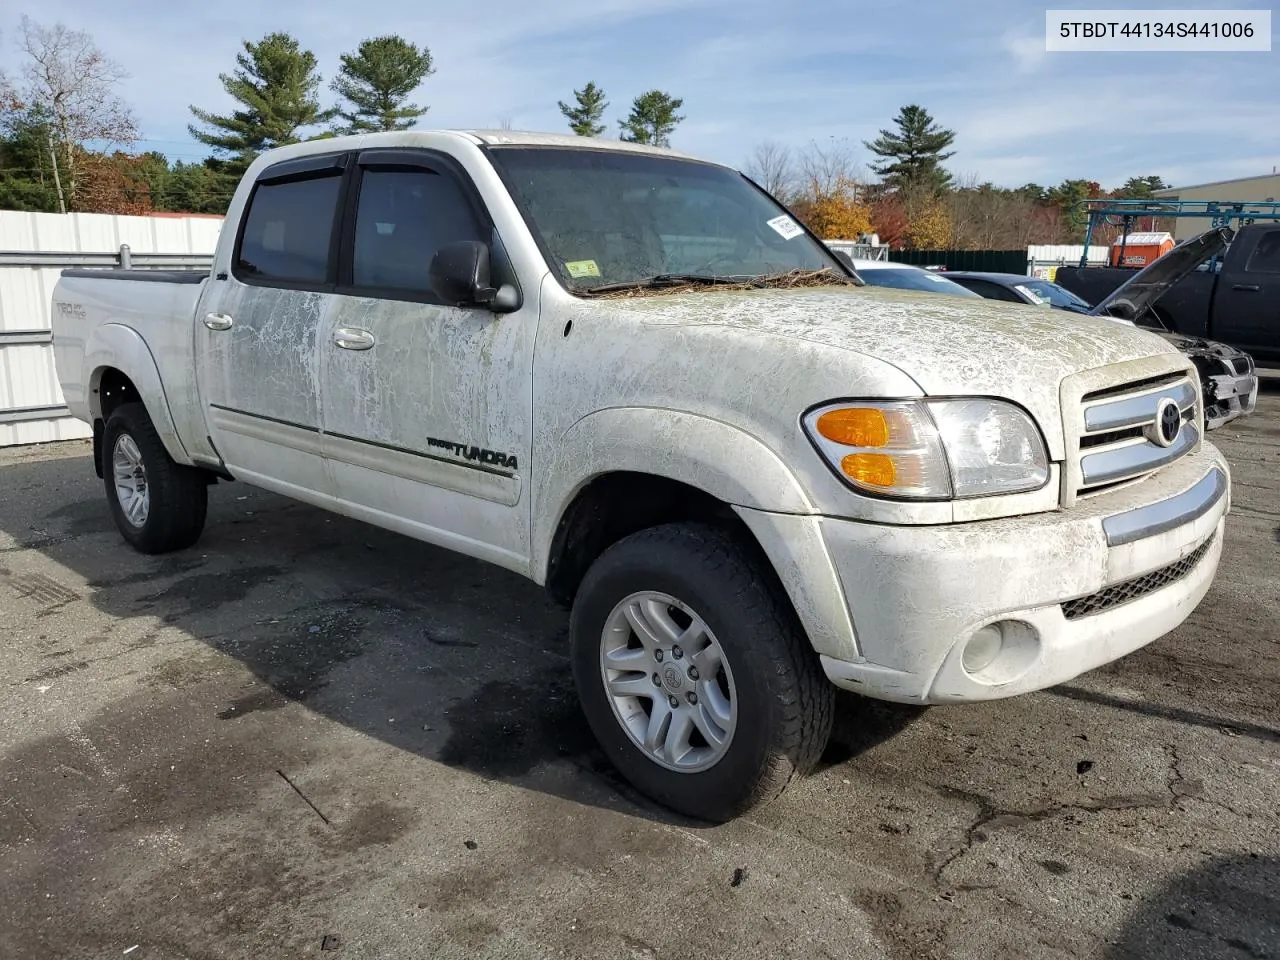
[766,215,805,240]
[565,260,601,278]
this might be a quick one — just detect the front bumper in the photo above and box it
[1192,346,1259,430]
[739,444,1229,705]
[1204,365,1259,430]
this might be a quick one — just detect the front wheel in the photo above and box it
[570,523,834,822]
[102,402,208,554]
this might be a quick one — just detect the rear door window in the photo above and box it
[1244,229,1280,274]
[236,174,343,285]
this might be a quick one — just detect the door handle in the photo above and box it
[203,312,234,331]
[334,327,376,351]
[1231,284,1260,292]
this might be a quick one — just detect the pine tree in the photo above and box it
[864,104,956,195]
[188,32,337,180]
[1114,175,1169,200]
[0,104,62,211]
[557,81,608,137]
[332,36,434,133]
[618,90,684,147]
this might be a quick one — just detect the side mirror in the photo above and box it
[429,240,498,307]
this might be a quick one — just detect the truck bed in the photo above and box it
[51,271,209,459]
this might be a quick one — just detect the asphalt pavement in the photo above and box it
[2,385,1278,960]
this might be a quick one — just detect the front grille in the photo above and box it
[1061,536,1214,620]
[1081,372,1184,403]
[1232,355,1253,376]
[1074,373,1198,498]
[1079,425,1143,449]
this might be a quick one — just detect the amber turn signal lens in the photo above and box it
[841,453,896,487]
[816,408,889,447]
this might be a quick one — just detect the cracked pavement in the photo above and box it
[1,382,1278,960]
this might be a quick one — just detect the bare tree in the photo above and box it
[0,57,15,108]
[497,115,514,130]
[18,16,138,213]
[944,171,1069,249]
[744,140,795,201]
[946,172,1003,249]
[796,137,864,203]
[0,38,23,121]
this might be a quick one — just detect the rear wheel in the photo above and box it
[103,402,208,554]
[570,523,834,822]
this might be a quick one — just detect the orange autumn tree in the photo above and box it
[72,151,153,215]
[904,200,952,250]
[791,175,873,240]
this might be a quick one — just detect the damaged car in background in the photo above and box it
[1082,228,1258,431]
[937,230,1259,430]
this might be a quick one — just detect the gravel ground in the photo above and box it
[1,383,1277,960]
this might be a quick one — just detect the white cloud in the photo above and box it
[1001,29,1047,72]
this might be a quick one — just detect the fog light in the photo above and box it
[963,624,1004,674]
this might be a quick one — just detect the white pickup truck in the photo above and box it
[52,130,1230,821]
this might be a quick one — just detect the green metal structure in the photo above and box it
[1077,198,1280,267]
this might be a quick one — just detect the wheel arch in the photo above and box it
[534,407,815,596]
[533,409,860,663]
[542,470,747,607]
[84,324,190,472]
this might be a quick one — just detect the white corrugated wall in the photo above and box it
[0,210,223,447]
[1026,244,1109,265]
[1025,244,1110,280]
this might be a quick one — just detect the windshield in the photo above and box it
[485,146,847,291]
[858,266,982,298]
[1019,279,1092,311]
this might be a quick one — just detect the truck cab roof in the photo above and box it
[245,129,702,174]
[451,129,700,159]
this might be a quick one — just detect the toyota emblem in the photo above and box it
[1154,398,1182,447]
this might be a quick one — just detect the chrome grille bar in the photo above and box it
[1083,379,1196,432]
[1081,423,1199,486]
[1071,371,1199,500]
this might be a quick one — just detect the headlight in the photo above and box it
[802,399,1049,500]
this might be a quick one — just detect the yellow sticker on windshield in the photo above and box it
[565,259,601,278]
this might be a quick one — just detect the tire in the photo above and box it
[102,402,208,554]
[570,522,834,822]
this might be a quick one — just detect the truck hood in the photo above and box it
[622,284,1183,458]
[1089,226,1233,321]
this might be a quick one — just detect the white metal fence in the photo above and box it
[0,210,221,447]
[1026,244,1109,279]
[824,240,889,261]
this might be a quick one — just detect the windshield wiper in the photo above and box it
[579,268,858,297]
[578,274,733,295]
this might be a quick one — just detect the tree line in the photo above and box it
[558,82,685,147]
[0,20,435,214]
[745,105,1171,248]
[0,16,1172,251]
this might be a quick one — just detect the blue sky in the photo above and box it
[1,0,1275,189]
